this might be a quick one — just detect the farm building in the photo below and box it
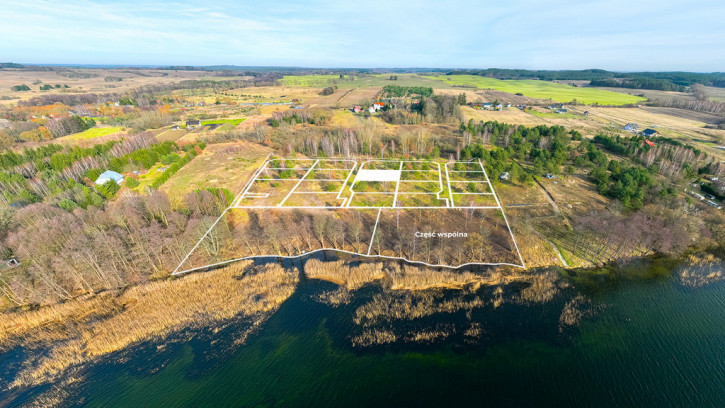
[368,105,376,113]
[624,123,638,131]
[373,102,385,110]
[95,170,124,186]
[353,105,362,113]
[186,120,201,128]
[641,128,659,137]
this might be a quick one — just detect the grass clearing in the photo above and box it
[63,126,124,140]
[160,141,271,204]
[131,162,169,191]
[201,118,246,126]
[0,261,298,389]
[422,75,646,106]
[528,110,578,119]
[281,75,342,87]
[281,74,448,90]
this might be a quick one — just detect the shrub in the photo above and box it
[96,180,120,198]
[125,177,140,188]
[160,153,180,165]
[57,199,78,211]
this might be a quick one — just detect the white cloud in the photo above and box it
[0,0,723,69]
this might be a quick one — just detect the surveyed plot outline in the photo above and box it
[173,156,525,275]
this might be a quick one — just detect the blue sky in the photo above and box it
[1,0,724,71]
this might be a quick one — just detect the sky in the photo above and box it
[1,0,724,71]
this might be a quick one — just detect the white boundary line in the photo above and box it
[277,159,319,207]
[173,248,525,276]
[477,158,526,269]
[230,205,501,209]
[367,208,383,256]
[392,161,403,208]
[234,153,272,206]
[173,157,527,275]
[444,163,455,207]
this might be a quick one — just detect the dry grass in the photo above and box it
[519,270,561,303]
[335,87,382,106]
[0,69,209,103]
[678,253,725,287]
[350,329,397,347]
[353,290,486,328]
[304,259,522,292]
[1,261,299,389]
[159,141,271,204]
[304,259,386,290]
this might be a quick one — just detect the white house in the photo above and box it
[95,170,124,186]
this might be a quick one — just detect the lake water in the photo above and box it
[7,262,725,407]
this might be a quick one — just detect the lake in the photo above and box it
[6,260,725,407]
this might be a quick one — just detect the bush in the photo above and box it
[160,153,180,165]
[96,180,120,198]
[319,86,337,96]
[58,199,78,211]
[125,177,140,188]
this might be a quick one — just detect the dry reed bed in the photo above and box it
[678,253,724,287]
[1,261,298,389]
[304,259,525,291]
[352,289,485,328]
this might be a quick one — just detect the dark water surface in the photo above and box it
[68,271,725,408]
[6,263,725,408]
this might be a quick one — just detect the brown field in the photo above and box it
[584,107,725,156]
[462,106,546,126]
[336,87,382,106]
[154,128,189,142]
[159,140,271,204]
[0,261,298,389]
[641,106,723,124]
[0,68,211,104]
[302,88,349,107]
[225,85,319,100]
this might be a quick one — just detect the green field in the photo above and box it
[64,126,124,140]
[422,75,646,106]
[201,118,246,126]
[528,110,578,119]
[280,74,447,89]
[131,163,167,191]
[280,75,343,87]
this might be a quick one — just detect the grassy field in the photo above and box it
[528,110,578,119]
[201,118,246,126]
[280,75,342,87]
[422,75,647,106]
[159,141,271,204]
[131,163,168,191]
[281,74,449,90]
[63,126,124,140]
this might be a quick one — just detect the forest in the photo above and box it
[446,69,725,88]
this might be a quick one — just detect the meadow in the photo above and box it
[201,118,246,126]
[422,75,647,106]
[62,126,124,140]
[527,110,578,119]
[281,74,450,90]
[280,74,343,87]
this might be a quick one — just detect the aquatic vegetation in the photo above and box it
[0,261,298,389]
[677,253,725,287]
